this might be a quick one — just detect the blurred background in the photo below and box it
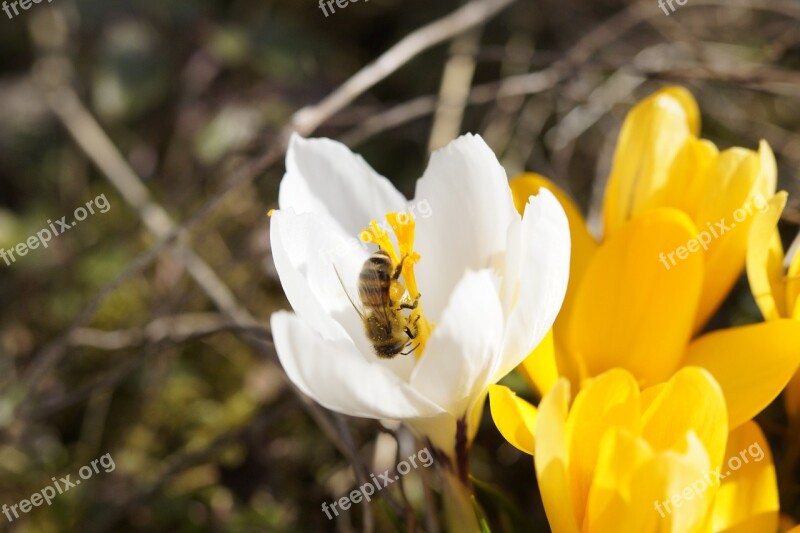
[1,0,799,530]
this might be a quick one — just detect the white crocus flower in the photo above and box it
[270,133,570,473]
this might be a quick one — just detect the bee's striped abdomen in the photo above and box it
[358,250,393,307]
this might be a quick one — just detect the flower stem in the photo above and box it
[455,417,471,487]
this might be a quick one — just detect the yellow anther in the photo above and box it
[365,220,399,264]
[387,213,415,256]
[267,209,276,217]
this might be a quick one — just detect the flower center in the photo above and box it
[360,212,433,359]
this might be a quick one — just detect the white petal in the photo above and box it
[280,134,407,236]
[272,311,443,420]
[499,215,522,312]
[410,270,505,417]
[413,134,517,319]
[491,189,571,382]
[270,209,366,342]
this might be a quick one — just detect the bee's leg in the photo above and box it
[403,315,421,339]
[398,292,420,311]
[400,344,420,356]
[392,263,403,280]
[398,299,418,311]
[392,254,408,280]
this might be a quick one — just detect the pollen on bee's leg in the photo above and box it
[389,281,406,305]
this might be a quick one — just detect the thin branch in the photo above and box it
[292,0,517,134]
[68,313,271,351]
[427,29,482,152]
[340,69,564,146]
[343,2,648,145]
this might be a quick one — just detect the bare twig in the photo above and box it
[343,2,648,146]
[341,69,564,146]
[427,29,483,152]
[292,0,516,134]
[333,414,375,533]
[67,313,272,351]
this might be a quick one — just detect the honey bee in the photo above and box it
[336,249,420,358]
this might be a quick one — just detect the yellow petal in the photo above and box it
[692,142,778,330]
[516,328,558,398]
[746,192,788,320]
[657,137,720,222]
[488,384,537,456]
[583,428,655,533]
[570,208,703,385]
[602,88,696,236]
[564,369,641,528]
[646,432,717,533]
[754,140,778,199]
[682,320,800,429]
[510,173,598,368]
[534,378,580,533]
[587,429,714,533]
[663,86,701,135]
[712,421,778,533]
[641,367,728,470]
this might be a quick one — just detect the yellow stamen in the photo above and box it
[361,212,433,359]
[386,213,421,298]
[366,221,399,264]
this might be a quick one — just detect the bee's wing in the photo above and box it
[333,263,366,321]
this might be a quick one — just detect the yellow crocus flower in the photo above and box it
[491,86,799,530]
[505,86,800,430]
[490,367,778,533]
[746,192,800,417]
